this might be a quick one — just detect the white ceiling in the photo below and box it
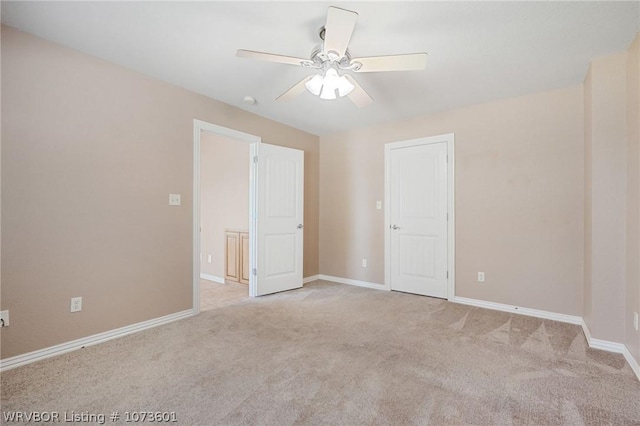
[2,1,639,136]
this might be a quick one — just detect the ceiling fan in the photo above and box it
[237,6,427,107]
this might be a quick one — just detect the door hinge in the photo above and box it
[252,268,257,276]
[253,156,258,163]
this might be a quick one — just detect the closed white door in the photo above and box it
[389,141,448,298]
[255,143,304,296]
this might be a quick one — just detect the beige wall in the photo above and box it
[626,33,640,362]
[583,52,628,343]
[320,86,584,316]
[200,132,249,279]
[0,26,319,359]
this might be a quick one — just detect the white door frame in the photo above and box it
[192,119,260,314]
[384,133,455,300]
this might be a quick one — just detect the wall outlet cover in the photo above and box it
[169,194,181,206]
[70,297,82,313]
[0,310,9,327]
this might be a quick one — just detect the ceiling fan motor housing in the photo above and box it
[308,44,359,72]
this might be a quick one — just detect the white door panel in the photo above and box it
[265,234,296,276]
[256,143,304,296]
[390,141,448,298]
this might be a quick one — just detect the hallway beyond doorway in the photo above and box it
[200,280,249,311]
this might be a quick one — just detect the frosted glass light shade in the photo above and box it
[305,68,354,100]
[319,87,337,100]
[305,75,323,96]
[323,68,339,86]
[337,76,354,97]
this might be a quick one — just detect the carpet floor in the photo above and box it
[1,280,639,425]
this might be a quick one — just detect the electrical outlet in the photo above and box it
[70,297,82,313]
[362,259,367,267]
[0,310,9,327]
[634,312,639,332]
[169,194,181,206]
[207,254,212,264]
[478,272,485,282]
[376,201,382,210]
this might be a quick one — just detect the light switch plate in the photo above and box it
[169,194,181,206]
[478,272,485,282]
[376,201,382,210]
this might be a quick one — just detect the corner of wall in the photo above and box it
[582,51,628,343]
[583,63,593,328]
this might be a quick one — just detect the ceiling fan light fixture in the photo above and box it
[324,67,339,83]
[306,67,353,100]
[305,74,323,96]
[336,75,355,97]
[319,85,337,100]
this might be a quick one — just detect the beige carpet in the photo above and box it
[2,280,639,425]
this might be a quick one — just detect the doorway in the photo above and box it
[199,130,251,311]
[192,120,305,314]
[192,120,260,314]
[384,134,455,300]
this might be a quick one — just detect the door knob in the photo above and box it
[297,224,304,229]
[392,224,400,230]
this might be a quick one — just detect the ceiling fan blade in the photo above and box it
[352,53,428,73]
[323,6,358,58]
[276,76,314,101]
[237,49,309,67]
[344,74,373,108]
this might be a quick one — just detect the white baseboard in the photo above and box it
[581,320,640,381]
[200,273,224,284]
[580,320,625,352]
[453,296,583,325]
[303,275,320,284]
[622,346,640,381]
[0,309,194,372]
[319,274,385,290]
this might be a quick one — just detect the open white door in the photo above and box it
[253,143,304,296]
[388,140,449,298]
